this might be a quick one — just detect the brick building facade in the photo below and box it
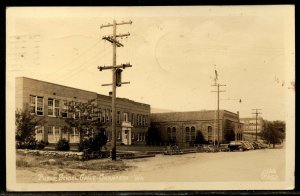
[15,77,150,146]
[150,110,243,146]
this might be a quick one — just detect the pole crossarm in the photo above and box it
[101,82,130,86]
[98,63,132,71]
[102,36,124,47]
[100,20,132,29]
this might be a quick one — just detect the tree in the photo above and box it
[194,131,206,145]
[64,99,107,151]
[15,108,46,142]
[260,120,285,148]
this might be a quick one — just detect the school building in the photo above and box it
[15,77,150,146]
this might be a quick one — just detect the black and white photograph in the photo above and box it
[6,6,295,191]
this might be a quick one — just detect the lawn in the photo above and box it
[16,152,135,183]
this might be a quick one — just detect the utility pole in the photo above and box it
[252,109,262,141]
[98,20,132,161]
[211,84,226,147]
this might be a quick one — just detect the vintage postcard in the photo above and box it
[6,6,295,191]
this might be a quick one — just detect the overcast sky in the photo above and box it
[6,6,295,121]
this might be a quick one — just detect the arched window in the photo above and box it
[185,127,190,143]
[167,127,171,140]
[172,127,176,141]
[208,126,213,143]
[191,126,196,142]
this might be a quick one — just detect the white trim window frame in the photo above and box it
[30,95,44,116]
[48,98,60,117]
[61,100,68,118]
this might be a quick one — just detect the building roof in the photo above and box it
[17,77,150,107]
[151,110,228,122]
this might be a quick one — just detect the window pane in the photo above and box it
[48,99,53,115]
[29,96,36,113]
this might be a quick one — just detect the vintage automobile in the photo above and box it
[241,141,254,150]
[219,144,230,152]
[256,141,268,149]
[228,141,244,151]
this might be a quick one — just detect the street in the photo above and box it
[120,148,285,182]
[16,147,286,183]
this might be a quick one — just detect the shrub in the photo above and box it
[36,140,46,149]
[16,138,37,149]
[56,139,70,151]
[78,130,107,152]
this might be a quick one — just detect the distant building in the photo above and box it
[150,110,243,146]
[15,77,150,146]
[240,117,264,134]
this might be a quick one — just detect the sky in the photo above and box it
[6,6,295,121]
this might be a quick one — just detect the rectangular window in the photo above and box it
[123,112,129,122]
[61,100,68,118]
[70,127,80,143]
[137,133,140,141]
[98,109,102,121]
[142,115,145,126]
[48,99,54,116]
[117,111,120,124]
[54,126,60,142]
[36,97,44,115]
[106,109,109,123]
[132,113,135,125]
[118,131,121,139]
[29,95,36,114]
[54,100,60,117]
[47,126,53,135]
[29,95,44,115]
[139,115,142,126]
[102,109,105,122]
[48,98,59,117]
[145,115,148,125]
[132,132,135,140]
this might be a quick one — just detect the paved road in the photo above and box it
[121,148,286,182]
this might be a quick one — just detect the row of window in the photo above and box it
[106,132,147,141]
[185,126,196,142]
[35,126,80,143]
[29,95,149,125]
[167,127,177,141]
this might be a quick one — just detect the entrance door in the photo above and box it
[122,129,131,145]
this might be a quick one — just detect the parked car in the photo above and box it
[256,141,268,149]
[241,141,254,150]
[219,144,230,152]
[202,144,218,152]
[228,141,244,151]
[250,141,261,149]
